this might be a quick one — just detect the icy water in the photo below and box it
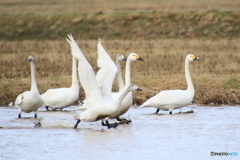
[0,104,239,160]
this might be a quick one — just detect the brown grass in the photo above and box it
[1,39,240,105]
[1,0,240,14]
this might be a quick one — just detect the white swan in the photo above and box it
[110,53,144,121]
[13,55,44,118]
[115,54,127,93]
[139,54,200,114]
[65,34,142,129]
[41,53,79,110]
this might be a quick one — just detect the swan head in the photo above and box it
[187,54,200,61]
[28,55,34,62]
[116,54,127,61]
[128,53,144,61]
[129,84,142,91]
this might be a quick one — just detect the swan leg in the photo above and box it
[101,120,107,126]
[46,106,49,111]
[116,117,132,124]
[155,109,160,114]
[18,108,22,118]
[74,119,81,129]
[169,111,172,114]
[102,120,118,129]
[116,117,122,121]
[34,112,37,118]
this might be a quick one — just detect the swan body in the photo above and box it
[139,54,200,114]
[13,55,43,118]
[110,53,144,119]
[65,34,141,128]
[76,84,141,122]
[41,55,79,110]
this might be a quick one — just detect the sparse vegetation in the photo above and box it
[1,39,240,105]
[0,10,240,40]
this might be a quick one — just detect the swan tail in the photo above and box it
[8,102,14,107]
[139,104,151,108]
[9,101,19,109]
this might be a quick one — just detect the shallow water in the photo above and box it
[0,104,239,160]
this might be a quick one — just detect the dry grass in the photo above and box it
[1,39,240,105]
[1,10,240,40]
[1,0,240,14]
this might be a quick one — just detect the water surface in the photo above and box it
[0,105,239,160]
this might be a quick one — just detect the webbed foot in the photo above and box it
[116,117,132,124]
[102,120,119,129]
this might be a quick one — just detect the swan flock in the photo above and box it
[11,34,200,129]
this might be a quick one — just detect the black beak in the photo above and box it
[193,58,200,61]
[136,88,142,91]
[122,58,127,61]
[137,57,144,61]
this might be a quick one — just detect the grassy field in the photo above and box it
[1,0,240,105]
[1,39,240,105]
[1,10,240,40]
[1,0,240,14]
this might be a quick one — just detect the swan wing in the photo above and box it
[96,38,117,100]
[14,93,24,106]
[66,34,103,104]
[14,91,28,108]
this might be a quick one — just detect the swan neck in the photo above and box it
[116,59,124,91]
[71,56,79,88]
[115,85,131,106]
[125,59,131,86]
[185,59,194,92]
[30,61,38,92]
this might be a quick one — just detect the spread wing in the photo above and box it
[95,38,117,101]
[66,34,103,105]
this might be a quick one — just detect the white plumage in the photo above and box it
[66,34,141,129]
[95,38,118,101]
[41,48,79,110]
[140,54,200,114]
[13,55,43,118]
[110,53,144,120]
[115,54,127,93]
